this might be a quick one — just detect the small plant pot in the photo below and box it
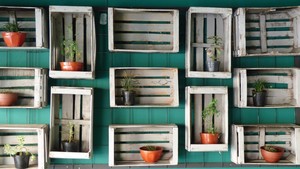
[122,90,135,105]
[60,62,84,71]
[2,32,26,47]
[13,152,31,169]
[200,133,219,144]
[253,90,266,107]
[260,146,284,163]
[0,93,18,106]
[206,61,220,72]
[139,146,163,163]
[62,140,79,152]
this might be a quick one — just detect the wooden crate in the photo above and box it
[0,67,48,108]
[185,7,232,78]
[0,124,48,169]
[109,67,179,107]
[234,7,300,57]
[108,124,178,167]
[108,8,179,53]
[0,6,48,49]
[49,6,96,79]
[185,86,228,152]
[234,68,300,108]
[49,86,94,159]
[231,124,300,165]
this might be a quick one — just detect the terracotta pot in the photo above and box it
[260,146,284,163]
[2,32,26,47]
[0,93,18,106]
[139,146,163,163]
[60,62,83,71]
[200,133,219,144]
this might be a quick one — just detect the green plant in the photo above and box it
[66,122,76,143]
[253,79,266,93]
[61,39,81,61]
[263,146,279,152]
[143,146,157,151]
[3,136,36,161]
[120,71,139,92]
[3,22,20,32]
[202,98,220,134]
[206,36,223,61]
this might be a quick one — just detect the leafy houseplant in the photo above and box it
[2,21,27,47]
[260,145,284,163]
[200,98,220,144]
[59,38,83,71]
[206,36,223,72]
[4,136,36,169]
[252,79,267,106]
[0,91,18,106]
[120,71,139,105]
[61,122,79,152]
[139,145,163,163]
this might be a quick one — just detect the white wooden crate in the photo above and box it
[49,86,94,159]
[0,124,48,169]
[0,6,48,49]
[108,8,179,53]
[109,67,179,107]
[0,67,48,108]
[234,7,300,57]
[234,68,300,108]
[185,86,228,152]
[185,7,232,78]
[109,124,178,167]
[49,6,96,79]
[231,124,300,165]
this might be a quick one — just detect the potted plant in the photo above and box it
[260,145,284,163]
[252,79,266,106]
[200,98,220,144]
[206,36,223,72]
[60,38,83,71]
[4,136,36,169]
[2,21,27,47]
[139,145,163,163]
[0,91,18,106]
[61,122,79,152]
[120,71,139,105]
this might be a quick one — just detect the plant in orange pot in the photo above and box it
[139,145,163,163]
[60,38,83,71]
[2,22,26,47]
[200,98,220,144]
[260,145,284,163]
[0,91,18,106]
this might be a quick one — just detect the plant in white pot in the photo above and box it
[206,36,223,72]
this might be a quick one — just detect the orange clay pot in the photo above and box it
[60,62,83,71]
[200,133,219,144]
[139,146,163,163]
[260,146,284,163]
[2,32,26,47]
[0,93,18,106]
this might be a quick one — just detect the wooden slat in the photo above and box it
[115,97,174,105]
[115,143,172,151]
[115,78,173,87]
[82,95,91,152]
[245,143,292,151]
[114,11,173,22]
[216,14,225,71]
[61,95,74,142]
[0,135,38,144]
[114,23,172,32]
[246,31,294,37]
[247,75,293,84]
[0,79,34,88]
[115,152,172,161]
[114,44,173,51]
[115,69,174,77]
[114,33,172,42]
[75,14,84,63]
[246,12,290,20]
[195,14,204,71]
[115,133,171,142]
[246,39,294,46]
[259,14,267,52]
[203,94,213,133]
[246,21,293,28]
[115,127,173,133]
[116,88,171,96]
[247,88,293,98]
[194,94,202,144]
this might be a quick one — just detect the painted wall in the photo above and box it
[0,0,299,168]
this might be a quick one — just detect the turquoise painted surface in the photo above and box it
[0,0,299,168]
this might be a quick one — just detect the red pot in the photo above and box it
[2,32,26,47]
[139,146,163,163]
[260,146,284,163]
[60,62,83,71]
[0,93,18,106]
[200,133,219,144]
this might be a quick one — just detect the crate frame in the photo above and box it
[108,124,178,167]
[49,6,96,79]
[0,124,48,169]
[185,86,228,152]
[108,8,179,53]
[234,7,300,57]
[231,124,300,165]
[49,86,94,159]
[185,7,232,78]
[109,67,179,107]
[234,68,300,108]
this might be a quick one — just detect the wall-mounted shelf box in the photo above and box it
[234,7,300,57]
[49,6,96,79]
[185,7,232,78]
[231,124,300,165]
[109,67,179,107]
[185,86,228,152]
[108,8,179,53]
[0,6,48,49]
[49,86,94,159]
[0,67,48,108]
[0,124,48,169]
[109,124,178,167]
[234,68,300,108]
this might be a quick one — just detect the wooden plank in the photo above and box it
[195,14,204,71]
[64,13,73,62]
[203,94,213,133]
[237,126,245,164]
[246,31,294,37]
[74,95,81,144]
[116,88,172,96]
[115,152,172,161]
[114,33,172,42]
[294,16,300,48]
[206,14,216,63]
[35,8,43,48]
[115,78,173,87]
[115,143,172,151]
[114,23,172,32]
[246,39,294,47]
[114,44,173,51]
[75,14,84,63]
[240,69,248,107]
[115,69,174,77]
[216,14,225,71]
[115,127,174,133]
[247,88,293,98]
[247,75,293,84]
[214,94,223,136]
[61,95,74,142]
[115,97,174,105]
[0,135,38,144]
[194,94,202,144]
[85,14,92,70]
[246,12,290,20]
[259,14,267,52]
[246,21,293,28]
[237,8,246,56]
[82,95,91,152]
[115,133,172,142]
[114,11,173,22]
[245,143,292,151]
[244,135,291,142]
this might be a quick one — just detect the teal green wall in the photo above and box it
[0,0,299,168]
